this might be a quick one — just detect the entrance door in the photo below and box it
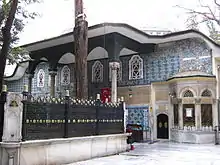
[157,114,169,139]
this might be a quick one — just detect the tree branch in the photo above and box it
[198,0,219,24]
[214,0,220,7]
[0,0,19,92]
[176,5,220,25]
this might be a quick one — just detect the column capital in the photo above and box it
[49,70,57,76]
[213,98,218,104]
[177,98,182,104]
[195,98,201,105]
[27,73,34,79]
[109,62,120,70]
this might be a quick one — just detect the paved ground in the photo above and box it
[68,141,220,165]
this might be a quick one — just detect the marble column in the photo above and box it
[49,71,57,97]
[27,73,34,94]
[178,101,183,129]
[170,103,174,129]
[109,62,120,103]
[212,99,218,127]
[195,99,201,130]
[217,65,220,126]
[217,65,220,99]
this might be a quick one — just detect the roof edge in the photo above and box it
[19,22,220,49]
[167,75,216,81]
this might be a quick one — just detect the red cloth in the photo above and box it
[101,88,111,103]
[126,128,132,133]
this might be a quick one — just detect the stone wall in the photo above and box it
[170,129,216,144]
[118,85,151,105]
[0,134,129,165]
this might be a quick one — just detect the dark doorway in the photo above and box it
[157,114,169,139]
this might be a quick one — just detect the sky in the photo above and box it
[18,0,210,46]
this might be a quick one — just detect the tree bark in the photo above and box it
[0,0,19,92]
[74,0,88,99]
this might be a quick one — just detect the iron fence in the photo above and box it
[22,93,124,141]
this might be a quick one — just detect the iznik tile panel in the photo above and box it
[126,105,149,131]
[118,38,212,87]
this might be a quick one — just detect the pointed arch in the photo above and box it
[88,47,108,61]
[58,53,75,64]
[183,90,194,97]
[129,55,143,80]
[179,86,197,98]
[201,89,212,97]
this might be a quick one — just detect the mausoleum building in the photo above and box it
[4,23,220,143]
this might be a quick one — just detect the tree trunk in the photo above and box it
[0,0,18,92]
[74,0,88,99]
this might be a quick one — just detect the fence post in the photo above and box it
[22,86,29,141]
[64,90,70,138]
[95,94,101,135]
[0,85,7,141]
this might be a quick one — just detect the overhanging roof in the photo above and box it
[4,61,29,81]
[6,22,220,81]
[21,22,220,52]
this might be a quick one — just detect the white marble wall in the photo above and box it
[18,133,129,165]
[170,129,216,144]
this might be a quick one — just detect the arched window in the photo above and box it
[37,69,45,87]
[92,61,103,82]
[129,55,143,80]
[61,65,71,86]
[109,61,122,81]
[183,90,194,97]
[201,89,212,97]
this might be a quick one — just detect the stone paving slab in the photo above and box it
[67,142,220,165]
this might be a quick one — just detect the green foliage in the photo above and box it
[0,0,40,63]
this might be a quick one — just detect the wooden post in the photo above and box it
[74,0,88,99]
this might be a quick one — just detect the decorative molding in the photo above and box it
[61,65,71,86]
[109,61,122,82]
[92,60,103,83]
[109,62,120,70]
[37,69,45,88]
